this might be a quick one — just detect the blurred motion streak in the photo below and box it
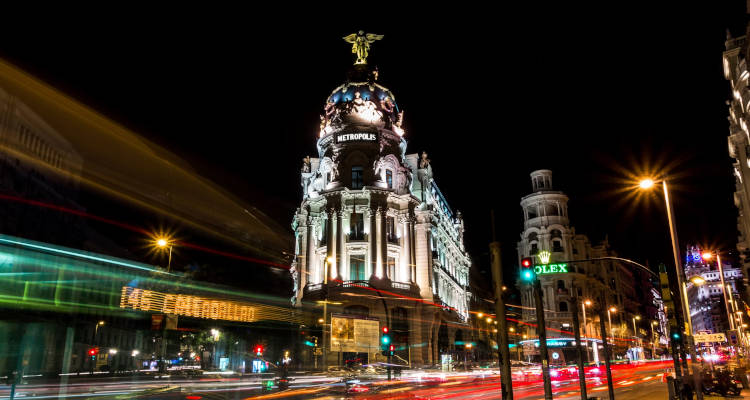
[0,58,291,264]
[0,234,301,320]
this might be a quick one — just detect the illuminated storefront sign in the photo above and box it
[119,286,305,324]
[534,263,568,274]
[336,133,377,143]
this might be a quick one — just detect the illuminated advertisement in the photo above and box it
[330,315,379,353]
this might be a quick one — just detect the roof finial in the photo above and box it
[343,31,384,65]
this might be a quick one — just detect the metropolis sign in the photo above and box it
[534,263,569,275]
[336,133,377,143]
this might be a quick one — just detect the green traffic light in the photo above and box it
[522,270,534,281]
[381,335,391,345]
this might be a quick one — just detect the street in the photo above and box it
[0,361,675,399]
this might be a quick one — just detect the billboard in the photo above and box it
[330,314,380,353]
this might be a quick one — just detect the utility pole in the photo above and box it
[571,286,587,400]
[598,291,615,400]
[490,210,513,400]
[533,278,553,400]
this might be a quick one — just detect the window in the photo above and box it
[386,169,393,189]
[351,166,363,189]
[557,280,565,290]
[530,243,539,255]
[350,254,366,281]
[387,257,396,280]
[386,216,397,243]
[552,240,564,252]
[320,219,328,245]
[350,213,364,240]
[527,207,537,219]
[559,302,568,312]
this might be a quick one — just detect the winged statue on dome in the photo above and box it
[343,31,384,64]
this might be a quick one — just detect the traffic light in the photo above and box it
[254,345,264,356]
[520,257,535,282]
[389,344,395,356]
[88,347,98,360]
[380,326,391,350]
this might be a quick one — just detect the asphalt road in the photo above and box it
[0,361,676,399]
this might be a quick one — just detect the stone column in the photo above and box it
[326,209,334,282]
[379,208,388,280]
[410,217,417,284]
[335,207,343,280]
[299,220,310,291]
[369,207,378,279]
[307,217,316,283]
[401,217,410,283]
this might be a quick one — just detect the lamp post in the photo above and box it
[321,256,332,370]
[154,237,174,273]
[583,300,596,364]
[608,307,616,342]
[632,316,641,361]
[639,177,702,400]
[701,252,735,332]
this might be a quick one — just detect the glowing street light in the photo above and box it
[477,312,484,318]
[638,179,655,189]
[637,176,702,398]
[153,236,174,272]
[702,252,713,260]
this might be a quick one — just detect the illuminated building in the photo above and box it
[684,246,743,333]
[290,37,470,367]
[516,170,656,361]
[724,29,750,289]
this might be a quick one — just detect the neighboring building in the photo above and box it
[724,27,750,294]
[516,170,655,362]
[684,246,743,334]
[290,53,470,367]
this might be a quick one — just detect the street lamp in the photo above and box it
[154,237,174,272]
[581,299,597,364]
[607,307,617,343]
[700,251,734,331]
[633,316,642,361]
[639,177,703,399]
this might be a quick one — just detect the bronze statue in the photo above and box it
[343,31,384,65]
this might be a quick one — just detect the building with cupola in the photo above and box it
[289,33,471,368]
[516,170,660,362]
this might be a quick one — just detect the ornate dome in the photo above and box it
[319,77,404,137]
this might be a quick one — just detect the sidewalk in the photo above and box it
[704,389,750,400]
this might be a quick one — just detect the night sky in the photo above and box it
[0,6,748,294]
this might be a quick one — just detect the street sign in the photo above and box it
[693,333,727,343]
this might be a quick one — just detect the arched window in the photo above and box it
[559,302,568,312]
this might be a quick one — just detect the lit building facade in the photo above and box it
[684,246,743,334]
[724,30,750,288]
[516,170,656,362]
[289,58,470,367]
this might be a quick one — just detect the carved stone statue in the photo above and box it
[343,31,384,65]
[419,151,431,169]
[301,156,311,173]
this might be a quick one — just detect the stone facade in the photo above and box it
[724,30,750,289]
[290,65,470,367]
[516,170,651,362]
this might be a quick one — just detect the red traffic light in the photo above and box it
[389,345,394,351]
[88,347,99,356]
[254,345,264,355]
[382,326,389,334]
[521,257,533,268]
